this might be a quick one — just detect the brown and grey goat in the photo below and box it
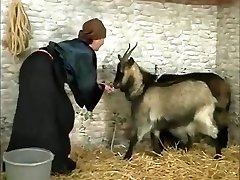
[157,73,231,111]
[113,43,220,160]
[157,72,231,158]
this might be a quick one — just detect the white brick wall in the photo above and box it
[1,0,239,145]
[216,2,240,145]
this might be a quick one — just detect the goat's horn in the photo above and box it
[122,43,131,59]
[126,42,138,58]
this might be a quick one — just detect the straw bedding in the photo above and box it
[51,143,239,180]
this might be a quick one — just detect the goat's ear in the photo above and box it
[128,57,135,66]
[117,54,122,61]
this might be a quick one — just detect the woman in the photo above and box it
[3,18,113,174]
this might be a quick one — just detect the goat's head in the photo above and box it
[113,43,143,93]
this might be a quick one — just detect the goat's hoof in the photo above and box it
[179,145,191,152]
[123,153,132,160]
[152,148,162,155]
[214,154,223,159]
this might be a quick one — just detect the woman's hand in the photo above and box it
[104,84,114,93]
[99,81,114,93]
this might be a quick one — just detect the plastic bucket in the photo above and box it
[3,147,54,180]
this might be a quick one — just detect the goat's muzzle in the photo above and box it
[113,82,120,89]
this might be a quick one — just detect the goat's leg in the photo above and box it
[150,130,163,154]
[153,130,180,153]
[152,129,192,154]
[124,122,152,160]
[213,111,229,159]
[169,126,193,148]
[193,105,219,139]
[177,134,192,152]
[214,126,228,159]
[151,117,177,152]
[124,130,138,160]
[196,118,218,139]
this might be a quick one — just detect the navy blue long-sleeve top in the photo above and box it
[48,38,105,112]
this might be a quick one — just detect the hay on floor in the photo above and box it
[52,143,239,180]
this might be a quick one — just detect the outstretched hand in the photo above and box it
[99,81,115,93]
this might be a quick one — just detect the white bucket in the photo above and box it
[3,148,54,180]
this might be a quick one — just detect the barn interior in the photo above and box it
[0,0,239,179]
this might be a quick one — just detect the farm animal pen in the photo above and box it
[0,0,239,179]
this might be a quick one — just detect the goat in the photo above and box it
[157,72,231,158]
[157,73,231,111]
[113,43,220,160]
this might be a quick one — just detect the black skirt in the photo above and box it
[4,48,76,174]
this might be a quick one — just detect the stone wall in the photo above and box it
[215,1,240,145]
[1,0,239,146]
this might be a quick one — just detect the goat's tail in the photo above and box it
[214,96,232,113]
[213,97,218,104]
[213,97,224,112]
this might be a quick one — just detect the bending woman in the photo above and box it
[3,18,113,174]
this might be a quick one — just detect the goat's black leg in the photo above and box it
[124,131,138,160]
[160,131,192,152]
[150,131,163,154]
[177,134,192,152]
[214,126,228,159]
[159,130,179,148]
